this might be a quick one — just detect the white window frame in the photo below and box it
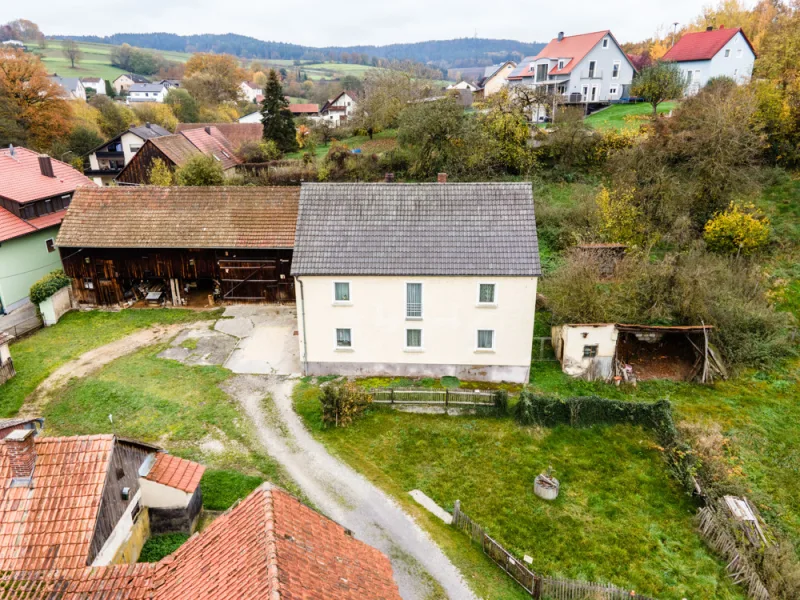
[405,281,423,320]
[724,48,731,58]
[557,59,565,70]
[476,282,497,307]
[334,328,353,351]
[602,38,609,49]
[581,85,589,101]
[476,329,496,352]
[737,48,743,58]
[332,281,352,305]
[404,328,424,352]
[609,86,618,96]
[612,61,621,80]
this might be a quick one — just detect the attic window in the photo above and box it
[221,150,230,159]
[557,60,565,69]
[602,38,609,48]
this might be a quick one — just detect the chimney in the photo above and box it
[146,122,151,129]
[384,172,395,183]
[38,156,55,178]
[557,32,564,41]
[437,173,447,184]
[6,429,36,484]
[204,126,212,135]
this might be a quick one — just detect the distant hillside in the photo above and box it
[55,32,545,69]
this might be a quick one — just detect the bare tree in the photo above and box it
[61,39,83,69]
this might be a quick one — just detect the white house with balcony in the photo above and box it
[508,30,635,106]
[127,83,167,103]
[319,91,358,127]
[291,182,541,383]
[662,26,756,96]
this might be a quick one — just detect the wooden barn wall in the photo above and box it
[60,247,294,305]
[88,442,152,565]
[115,144,174,185]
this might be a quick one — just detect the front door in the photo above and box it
[590,86,598,101]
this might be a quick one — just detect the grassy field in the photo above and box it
[287,128,398,159]
[585,101,678,130]
[28,41,191,81]
[294,382,741,599]
[0,309,218,417]
[299,62,378,81]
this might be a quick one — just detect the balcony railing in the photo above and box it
[580,69,604,79]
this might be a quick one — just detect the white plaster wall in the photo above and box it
[139,478,193,509]
[91,489,142,566]
[556,324,617,377]
[678,32,755,94]
[0,343,10,365]
[297,275,537,371]
[120,132,145,166]
[484,63,515,96]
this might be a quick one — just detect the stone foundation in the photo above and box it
[305,361,530,384]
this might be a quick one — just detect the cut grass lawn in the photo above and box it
[294,382,742,600]
[41,342,296,500]
[0,309,218,417]
[585,101,678,131]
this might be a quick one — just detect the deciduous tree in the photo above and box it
[631,61,686,116]
[183,53,246,106]
[148,158,174,186]
[61,40,83,69]
[175,154,225,186]
[164,88,199,123]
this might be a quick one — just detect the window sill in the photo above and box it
[334,347,354,352]
[332,301,353,307]
[403,348,425,353]
[405,316,423,321]
[476,303,498,308]
[474,349,496,354]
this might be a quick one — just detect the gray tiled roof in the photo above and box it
[292,183,540,277]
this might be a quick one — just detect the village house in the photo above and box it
[0,478,401,599]
[80,77,106,96]
[112,73,150,95]
[0,146,95,314]
[127,82,167,103]
[662,25,756,95]
[288,103,321,119]
[48,74,86,101]
[319,91,358,126]
[446,81,478,92]
[240,80,263,103]
[85,123,172,185]
[56,186,298,306]
[115,126,241,184]
[508,30,635,105]
[475,61,516,97]
[159,78,181,89]
[0,429,204,569]
[238,110,261,123]
[292,181,541,383]
[174,122,263,152]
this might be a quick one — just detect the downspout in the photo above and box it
[297,276,309,376]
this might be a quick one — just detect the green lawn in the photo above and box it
[585,101,678,131]
[286,129,398,159]
[299,62,378,81]
[138,533,189,563]
[0,309,218,417]
[294,382,741,600]
[28,41,191,81]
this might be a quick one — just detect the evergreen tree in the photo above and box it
[261,69,298,153]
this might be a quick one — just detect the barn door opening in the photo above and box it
[218,258,281,302]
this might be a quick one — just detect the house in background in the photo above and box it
[288,103,320,119]
[112,73,150,95]
[159,79,181,89]
[57,186,298,305]
[239,110,262,124]
[319,91,358,126]
[447,81,478,92]
[475,61,516,97]
[240,81,263,103]
[48,74,86,101]
[86,123,172,185]
[174,122,263,152]
[115,126,241,184]
[292,181,541,383]
[0,429,204,568]
[0,146,95,314]
[127,82,167,103]
[507,30,636,104]
[81,77,106,96]
[662,26,756,95]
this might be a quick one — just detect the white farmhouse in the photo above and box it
[240,81,263,103]
[662,26,756,95]
[292,182,541,383]
[81,77,106,96]
[447,81,478,92]
[507,30,636,104]
[318,91,358,127]
[112,73,150,95]
[127,83,167,103]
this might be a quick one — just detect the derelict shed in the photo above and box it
[55,186,298,306]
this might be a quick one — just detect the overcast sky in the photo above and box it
[8,1,717,47]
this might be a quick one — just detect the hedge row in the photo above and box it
[29,270,71,305]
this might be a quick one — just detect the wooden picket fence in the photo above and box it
[369,388,497,407]
[452,501,655,600]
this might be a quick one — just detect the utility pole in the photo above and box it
[672,22,680,47]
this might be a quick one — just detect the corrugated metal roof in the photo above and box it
[292,182,541,276]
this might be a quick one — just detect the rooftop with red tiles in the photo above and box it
[0,147,95,205]
[144,453,205,493]
[662,27,754,62]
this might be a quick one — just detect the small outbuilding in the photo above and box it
[552,323,725,383]
[0,332,15,385]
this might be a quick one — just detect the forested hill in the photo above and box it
[56,32,545,68]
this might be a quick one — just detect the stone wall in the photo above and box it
[149,487,203,535]
[111,507,150,565]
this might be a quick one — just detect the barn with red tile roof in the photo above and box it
[0,146,96,313]
[662,26,755,94]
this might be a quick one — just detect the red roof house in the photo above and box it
[663,26,755,62]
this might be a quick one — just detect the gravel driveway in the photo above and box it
[225,374,477,600]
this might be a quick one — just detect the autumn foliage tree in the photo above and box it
[0,50,71,150]
[183,53,246,106]
[631,61,686,116]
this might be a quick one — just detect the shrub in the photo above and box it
[319,381,372,428]
[595,185,649,247]
[704,202,770,256]
[175,154,225,186]
[138,533,189,563]
[30,270,71,305]
[238,140,281,163]
[148,158,174,186]
[268,164,317,185]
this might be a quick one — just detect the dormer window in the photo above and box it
[558,60,565,70]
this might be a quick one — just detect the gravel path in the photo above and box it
[225,374,478,600]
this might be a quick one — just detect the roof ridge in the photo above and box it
[34,433,115,442]
[263,485,281,598]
